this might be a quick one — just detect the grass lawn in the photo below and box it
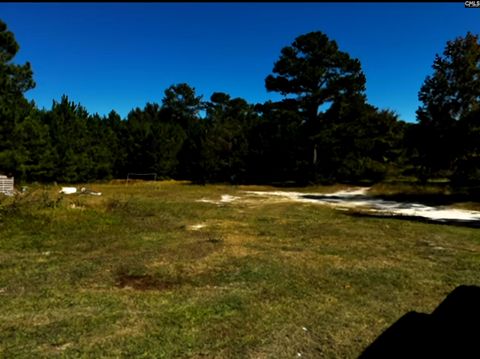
[1,181,480,358]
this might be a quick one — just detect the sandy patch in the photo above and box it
[197,194,241,205]
[196,187,480,224]
[243,188,480,224]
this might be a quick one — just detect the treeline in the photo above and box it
[1,19,479,185]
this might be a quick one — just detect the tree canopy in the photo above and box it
[0,19,36,176]
[414,32,480,182]
[2,17,479,186]
[265,31,366,123]
[0,20,35,100]
[264,31,401,183]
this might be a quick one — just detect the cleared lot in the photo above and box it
[1,181,480,358]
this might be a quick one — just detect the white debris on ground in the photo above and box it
[59,187,102,196]
[188,224,207,230]
[59,187,77,194]
[243,188,480,224]
[80,187,101,196]
[197,194,241,205]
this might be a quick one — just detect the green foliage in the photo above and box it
[124,102,187,178]
[42,96,99,182]
[0,19,36,176]
[263,31,404,184]
[162,83,204,179]
[162,83,203,124]
[418,32,480,125]
[198,92,259,183]
[12,109,56,182]
[0,20,35,100]
[414,32,480,182]
[247,100,310,184]
[265,31,366,123]
[316,97,405,183]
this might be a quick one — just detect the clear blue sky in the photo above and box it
[1,3,479,122]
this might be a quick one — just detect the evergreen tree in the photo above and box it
[415,32,480,182]
[265,31,366,124]
[12,109,55,182]
[161,83,204,179]
[44,96,92,182]
[319,97,405,183]
[0,19,36,175]
[124,102,186,178]
[201,92,259,183]
[248,99,308,184]
[265,31,368,182]
[105,110,128,178]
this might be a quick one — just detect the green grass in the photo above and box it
[1,181,480,358]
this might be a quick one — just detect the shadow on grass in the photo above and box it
[366,182,480,206]
[369,191,480,207]
[303,189,480,208]
[344,211,480,229]
[300,191,480,228]
[359,285,480,358]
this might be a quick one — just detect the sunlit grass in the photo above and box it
[1,181,480,358]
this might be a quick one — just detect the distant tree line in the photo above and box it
[1,19,479,185]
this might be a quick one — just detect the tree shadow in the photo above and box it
[345,211,480,229]
[366,183,480,207]
[301,193,480,228]
[359,285,480,358]
[369,192,480,207]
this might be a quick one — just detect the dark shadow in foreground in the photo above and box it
[359,285,480,358]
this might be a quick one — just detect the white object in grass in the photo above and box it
[59,187,77,194]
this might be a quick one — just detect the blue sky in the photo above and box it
[1,3,479,122]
